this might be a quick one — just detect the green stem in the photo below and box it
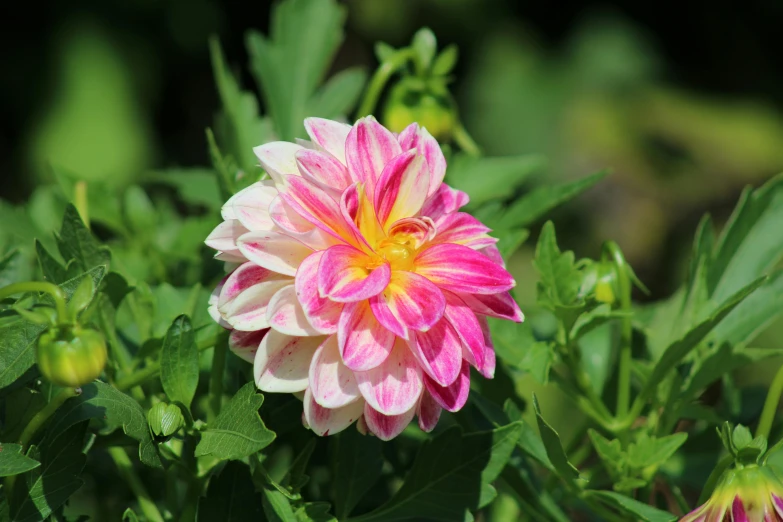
[18,387,81,449]
[452,122,481,156]
[0,281,69,325]
[108,447,164,522]
[74,181,89,229]
[603,241,633,421]
[208,331,229,421]
[356,50,414,118]
[756,362,783,440]
[697,454,732,505]
[115,335,218,391]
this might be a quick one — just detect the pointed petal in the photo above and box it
[442,291,485,371]
[266,285,322,336]
[410,318,462,386]
[303,387,364,436]
[254,331,322,392]
[731,497,749,522]
[369,271,445,334]
[338,300,396,371]
[424,360,470,412]
[229,328,269,363]
[363,403,416,441]
[253,142,304,184]
[237,230,313,276]
[279,175,354,243]
[218,263,281,310]
[345,116,402,199]
[480,244,506,268]
[415,243,516,294]
[355,338,423,415]
[477,316,496,379]
[205,220,248,252]
[318,245,391,302]
[209,274,231,329]
[269,195,316,234]
[304,118,351,165]
[368,293,408,339]
[224,279,292,331]
[295,251,343,334]
[227,181,278,231]
[374,150,430,227]
[458,291,524,322]
[296,149,352,193]
[340,183,382,251]
[398,123,447,197]
[420,183,469,224]
[417,391,442,432]
[309,335,360,408]
[433,212,496,249]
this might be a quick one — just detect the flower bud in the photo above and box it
[36,326,107,388]
[382,77,457,141]
[147,402,185,440]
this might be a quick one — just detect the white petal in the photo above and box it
[303,387,364,436]
[225,279,291,331]
[229,181,278,231]
[309,336,360,408]
[304,118,351,165]
[266,285,322,336]
[254,330,323,392]
[229,329,268,363]
[253,142,305,185]
[237,230,313,276]
[205,220,248,252]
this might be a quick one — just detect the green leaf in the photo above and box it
[374,42,396,63]
[160,315,198,409]
[585,490,676,522]
[587,430,624,479]
[432,45,459,76]
[0,443,40,477]
[45,381,162,468]
[122,508,140,522]
[307,67,367,120]
[66,275,95,318]
[197,461,264,521]
[533,221,585,314]
[0,266,105,390]
[411,28,437,73]
[494,228,529,260]
[295,502,337,522]
[195,382,276,460]
[533,396,580,483]
[0,250,23,288]
[637,276,765,403]
[246,0,347,141]
[627,433,688,469]
[500,170,608,229]
[332,427,383,519]
[446,154,544,208]
[56,204,111,273]
[263,486,298,522]
[123,185,156,233]
[712,269,783,347]
[10,422,87,522]
[351,423,522,522]
[147,168,223,211]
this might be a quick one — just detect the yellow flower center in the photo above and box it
[377,238,415,271]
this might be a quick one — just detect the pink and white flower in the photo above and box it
[206,116,523,440]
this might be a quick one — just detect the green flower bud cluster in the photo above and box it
[147,402,185,441]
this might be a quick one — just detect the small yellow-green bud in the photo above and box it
[147,402,185,440]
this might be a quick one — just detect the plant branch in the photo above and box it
[356,49,413,118]
[18,387,81,450]
[108,446,164,522]
[0,281,69,325]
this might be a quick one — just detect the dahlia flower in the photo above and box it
[681,465,783,522]
[205,116,523,440]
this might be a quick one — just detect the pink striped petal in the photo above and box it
[224,279,292,331]
[253,142,304,184]
[772,494,783,518]
[340,183,382,251]
[480,244,506,268]
[368,271,445,334]
[398,123,447,197]
[345,116,402,199]
[433,212,496,249]
[318,245,391,302]
[409,318,462,386]
[387,217,436,249]
[309,335,360,408]
[374,150,430,227]
[417,391,442,432]
[415,243,515,294]
[338,300,396,371]
[205,220,248,252]
[442,291,485,371]
[295,251,343,334]
[229,328,269,363]
[237,230,313,277]
[254,331,322,392]
[296,149,352,193]
[457,291,524,322]
[219,263,279,310]
[420,184,469,224]
[303,387,364,436]
[355,338,423,415]
[266,285,322,336]
[369,294,408,339]
[269,195,316,235]
[228,181,277,231]
[424,360,471,412]
[732,497,749,522]
[477,316,496,379]
[363,403,416,441]
[304,118,351,165]
[279,175,354,243]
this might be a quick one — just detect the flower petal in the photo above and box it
[205,220,248,253]
[417,391,442,433]
[340,183,383,251]
[345,116,402,199]
[387,217,436,249]
[338,300,396,371]
[409,318,462,386]
[415,243,516,294]
[433,212,496,249]
[269,195,316,235]
[304,117,351,165]
[398,123,447,197]
[309,335,361,408]
[218,263,281,310]
[229,328,269,363]
[442,291,485,371]
[318,245,391,302]
[295,251,343,334]
[253,142,304,184]
[369,270,445,334]
[420,183,469,224]
[457,291,524,322]
[296,149,352,193]
[209,274,231,329]
[363,403,416,441]
[355,338,423,415]
[303,387,363,436]
[279,174,354,243]
[229,181,278,231]
[477,316,496,379]
[424,360,470,412]
[254,330,323,392]
[731,497,749,522]
[480,244,506,268]
[237,230,313,276]
[224,279,292,331]
[266,285,322,336]
[374,150,430,227]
